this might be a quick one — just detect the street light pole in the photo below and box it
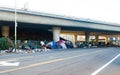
[15,0,17,52]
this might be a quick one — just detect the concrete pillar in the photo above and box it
[85,32,90,42]
[74,34,78,42]
[95,35,99,43]
[53,27,61,42]
[105,36,109,44]
[1,26,9,37]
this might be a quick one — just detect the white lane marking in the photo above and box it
[91,53,120,75]
[0,50,102,74]
[0,60,20,66]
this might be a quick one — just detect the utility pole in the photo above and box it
[15,0,17,52]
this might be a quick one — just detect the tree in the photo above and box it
[0,37,10,50]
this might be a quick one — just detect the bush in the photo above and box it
[0,37,10,50]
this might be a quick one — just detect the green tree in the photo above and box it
[0,37,10,50]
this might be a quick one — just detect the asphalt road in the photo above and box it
[0,47,120,75]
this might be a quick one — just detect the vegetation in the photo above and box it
[0,37,10,50]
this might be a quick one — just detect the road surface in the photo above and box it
[0,47,120,75]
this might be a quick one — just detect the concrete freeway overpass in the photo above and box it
[0,7,120,43]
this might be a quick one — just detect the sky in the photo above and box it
[0,0,120,24]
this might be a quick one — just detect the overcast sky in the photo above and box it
[0,0,120,24]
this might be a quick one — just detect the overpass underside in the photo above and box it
[0,20,120,45]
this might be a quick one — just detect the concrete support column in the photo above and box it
[105,36,109,44]
[85,32,90,42]
[53,27,61,42]
[74,34,78,42]
[95,35,99,43]
[1,25,9,37]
